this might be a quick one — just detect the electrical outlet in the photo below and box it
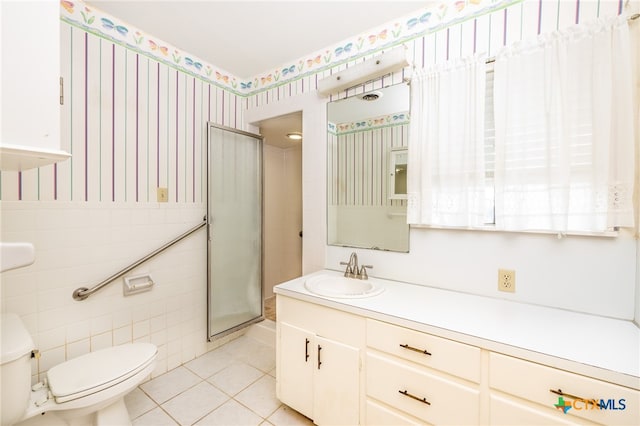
[498,268,516,293]
[157,187,168,202]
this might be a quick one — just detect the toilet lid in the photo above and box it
[47,343,157,403]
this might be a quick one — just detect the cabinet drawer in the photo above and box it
[490,393,596,425]
[367,352,480,425]
[367,319,481,383]
[490,352,640,425]
[278,296,365,347]
[366,399,425,426]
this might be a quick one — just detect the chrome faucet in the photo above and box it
[340,252,373,280]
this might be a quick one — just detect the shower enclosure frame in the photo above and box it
[206,122,265,341]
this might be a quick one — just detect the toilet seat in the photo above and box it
[47,343,157,403]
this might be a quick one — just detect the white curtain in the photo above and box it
[407,55,487,227]
[493,16,635,233]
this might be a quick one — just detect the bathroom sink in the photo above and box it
[304,274,384,298]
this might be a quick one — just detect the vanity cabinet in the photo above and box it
[489,352,640,426]
[0,0,70,170]
[276,296,365,425]
[366,319,481,425]
[275,273,639,425]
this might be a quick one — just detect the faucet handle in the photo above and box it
[340,261,354,278]
[358,265,373,280]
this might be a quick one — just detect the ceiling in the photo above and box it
[86,1,428,148]
[259,111,302,148]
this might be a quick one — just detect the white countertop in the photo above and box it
[274,270,640,390]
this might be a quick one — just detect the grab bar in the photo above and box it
[72,217,207,301]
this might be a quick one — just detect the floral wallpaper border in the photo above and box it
[61,0,523,97]
[328,112,410,135]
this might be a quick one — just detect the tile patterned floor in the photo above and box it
[125,334,312,426]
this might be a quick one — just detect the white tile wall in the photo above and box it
[0,201,209,380]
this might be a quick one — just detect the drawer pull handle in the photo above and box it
[550,389,595,402]
[399,343,432,356]
[317,345,322,369]
[399,389,431,405]
[305,338,310,362]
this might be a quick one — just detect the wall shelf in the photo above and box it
[0,144,71,171]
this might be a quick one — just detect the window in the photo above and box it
[409,17,635,234]
[490,16,635,234]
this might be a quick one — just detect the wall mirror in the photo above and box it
[327,83,410,252]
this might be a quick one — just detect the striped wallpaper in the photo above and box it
[248,0,627,107]
[328,123,409,207]
[59,0,525,96]
[0,22,245,203]
[0,0,627,203]
[322,0,626,210]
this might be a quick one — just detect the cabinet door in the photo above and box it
[314,336,360,426]
[278,322,314,419]
[1,1,59,150]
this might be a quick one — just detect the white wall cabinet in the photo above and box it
[276,291,639,425]
[0,0,70,171]
[276,296,365,425]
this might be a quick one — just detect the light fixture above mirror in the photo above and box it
[317,46,409,96]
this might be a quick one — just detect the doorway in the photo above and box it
[259,112,303,321]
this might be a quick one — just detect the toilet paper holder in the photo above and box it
[123,274,154,296]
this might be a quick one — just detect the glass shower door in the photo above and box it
[207,123,263,339]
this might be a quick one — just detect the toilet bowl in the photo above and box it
[1,313,157,426]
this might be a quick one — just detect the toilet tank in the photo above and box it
[1,313,35,425]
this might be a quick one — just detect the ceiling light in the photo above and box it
[287,132,303,140]
[360,91,383,101]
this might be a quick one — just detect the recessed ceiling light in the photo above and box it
[287,132,303,140]
[359,91,383,101]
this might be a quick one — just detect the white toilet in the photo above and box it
[1,313,157,426]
